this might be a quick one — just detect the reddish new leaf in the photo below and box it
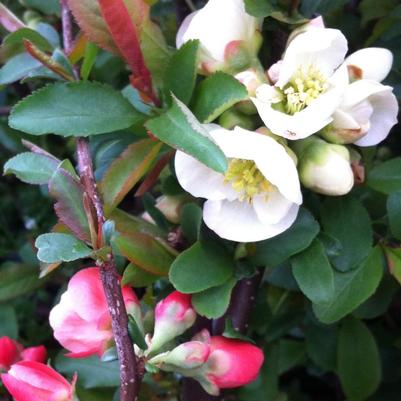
[67,0,120,55]
[100,139,162,214]
[0,3,24,32]
[98,0,157,103]
[49,167,91,243]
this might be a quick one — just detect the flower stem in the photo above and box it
[60,1,140,400]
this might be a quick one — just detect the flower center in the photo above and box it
[224,159,272,202]
[282,65,329,114]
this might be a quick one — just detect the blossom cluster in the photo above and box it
[0,268,264,400]
[173,0,398,243]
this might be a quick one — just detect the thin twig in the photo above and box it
[76,138,140,401]
[60,1,140,400]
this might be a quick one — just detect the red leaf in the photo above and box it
[98,0,158,104]
[0,3,24,32]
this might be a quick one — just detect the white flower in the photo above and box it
[345,48,393,82]
[176,0,262,74]
[252,28,349,140]
[323,79,398,146]
[175,126,302,242]
[294,138,354,196]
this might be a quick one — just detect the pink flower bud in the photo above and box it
[1,361,75,401]
[186,333,264,395]
[149,341,210,370]
[0,337,21,371]
[21,345,47,364]
[206,336,264,389]
[49,267,141,358]
[148,291,196,353]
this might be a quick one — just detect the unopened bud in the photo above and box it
[147,291,196,354]
[219,109,255,131]
[148,341,210,371]
[294,138,354,196]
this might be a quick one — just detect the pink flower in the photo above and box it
[147,291,196,353]
[49,267,141,358]
[21,346,47,364]
[0,337,21,371]
[1,361,75,401]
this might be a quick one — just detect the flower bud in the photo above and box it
[218,109,255,131]
[21,345,47,364]
[0,337,21,371]
[155,195,187,224]
[294,138,354,196]
[49,267,141,358]
[147,291,196,354]
[149,341,210,370]
[176,0,262,74]
[186,334,264,396]
[1,361,76,401]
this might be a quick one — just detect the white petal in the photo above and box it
[203,199,300,242]
[277,28,348,88]
[253,64,348,139]
[342,79,392,108]
[332,109,360,130]
[175,150,237,201]
[355,89,398,147]
[176,11,198,49]
[253,191,294,225]
[178,0,260,63]
[345,48,393,82]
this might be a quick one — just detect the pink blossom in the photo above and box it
[0,337,21,371]
[49,267,140,358]
[1,361,75,401]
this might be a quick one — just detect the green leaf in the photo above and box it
[387,190,401,240]
[250,208,320,267]
[128,315,147,350]
[81,42,99,80]
[165,40,199,104]
[122,263,158,287]
[278,339,307,375]
[55,353,120,389]
[1,27,54,60]
[3,152,59,185]
[338,318,381,400]
[367,158,401,194]
[0,53,42,85]
[192,72,248,123]
[100,139,162,214]
[169,241,234,293]
[180,203,203,243]
[0,263,43,302]
[305,322,338,371]
[113,232,175,276]
[146,95,228,173]
[0,306,18,338]
[244,0,277,17]
[9,82,145,137]
[192,277,237,318]
[35,233,92,263]
[321,197,373,272]
[291,239,335,304]
[313,247,383,324]
[23,0,61,15]
[49,167,91,243]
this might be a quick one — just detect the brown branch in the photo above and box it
[76,138,140,401]
[60,1,140,400]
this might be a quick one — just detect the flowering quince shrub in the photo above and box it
[0,0,401,401]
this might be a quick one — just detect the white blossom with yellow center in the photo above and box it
[175,126,302,242]
[252,28,350,140]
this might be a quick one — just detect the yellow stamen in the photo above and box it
[224,159,273,202]
[281,65,329,115]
